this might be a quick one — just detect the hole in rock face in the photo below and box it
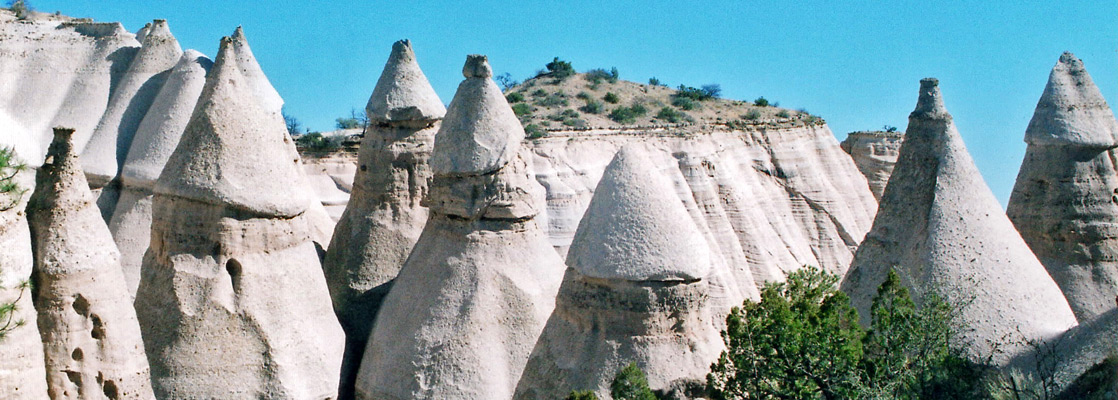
[72,295,90,317]
[360,164,367,172]
[226,259,242,292]
[71,348,83,361]
[90,314,105,340]
[102,379,119,399]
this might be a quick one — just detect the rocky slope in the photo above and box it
[840,130,903,200]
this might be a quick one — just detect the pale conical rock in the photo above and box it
[109,50,211,297]
[1024,53,1118,148]
[154,38,310,217]
[27,128,155,399]
[135,38,343,399]
[0,18,139,168]
[840,130,904,200]
[134,22,152,44]
[324,40,443,400]
[364,40,446,123]
[81,19,182,212]
[355,55,564,400]
[1008,53,1118,322]
[841,79,1078,364]
[231,26,284,115]
[0,161,50,399]
[429,55,525,176]
[515,147,727,399]
[568,146,711,281]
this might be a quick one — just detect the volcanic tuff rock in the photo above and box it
[133,37,343,399]
[1007,52,1118,322]
[0,11,140,164]
[841,79,1077,364]
[324,39,445,400]
[27,128,155,400]
[840,130,903,200]
[355,55,564,400]
[515,147,726,399]
[530,123,877,287]
[0,160,49,399]
[108,50,211,297]
[231,26,283,116]
[81,19,182,217]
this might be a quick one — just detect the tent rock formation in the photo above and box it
[841,79,1077,364]
[355,55,564,400]
[516,146,725,399]
[27,127,155,399]
[133,37,343,399]
[1007,52,1118,322]
[108,50,211,297]
[323,39,445,399]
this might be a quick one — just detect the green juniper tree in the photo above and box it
[0,146,29,342]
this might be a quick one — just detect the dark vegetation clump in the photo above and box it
[579,100,604,115]
[671,96,697,111]
[707,267,999,400]
[512,103,533,118]
[648,77,662,87]
[295,132,343,152]
[608,103,648,124]
[541,57,575,82]
[535,91,569,107]
[585,67,619,85]
[655,107,690,124]
[603,92,621,104]
[674,84,719,101]
[753,96,770,107]
[525,123,545,139]
[506,92,525,103]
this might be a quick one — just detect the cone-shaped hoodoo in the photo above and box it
[841,79,1077,365]
[515,146,725,399]
[230,26,284,115]
[0,149,49,399]
[27,127,155,399]
[354,55,565,400]
[134,37,343,399]
[323,39,445,400]
[1008,52,1118,321]
[81,19,182,218]
[109,50,211,297]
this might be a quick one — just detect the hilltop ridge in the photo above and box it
[504,68,823,136]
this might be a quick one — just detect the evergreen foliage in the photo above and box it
[611,363,659,400]
[0,146,28,342]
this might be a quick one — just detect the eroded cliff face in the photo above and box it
[530,123,878,283]
[840,130,903,201]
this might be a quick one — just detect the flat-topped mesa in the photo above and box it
[324,39,444,400]
[840,79,1077,365]
[109,49,211,297]
[364,39,446,126]
[0,149,49,399]
[81,18,182,195]
[515,147,725,399]
[1008,53,1118,321]
[134,36,343,399]
[230,26,284,115]
[1024,52,1118,148]
[568,146,711,282]
[428,55,524,176]
[27,127,155,399]
[355,55,564,400]
[154,37,310,218]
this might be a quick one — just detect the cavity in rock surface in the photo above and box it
[28,127,155,400]
[134,37,343,400]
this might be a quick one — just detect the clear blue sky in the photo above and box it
[34,0,1118,205]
